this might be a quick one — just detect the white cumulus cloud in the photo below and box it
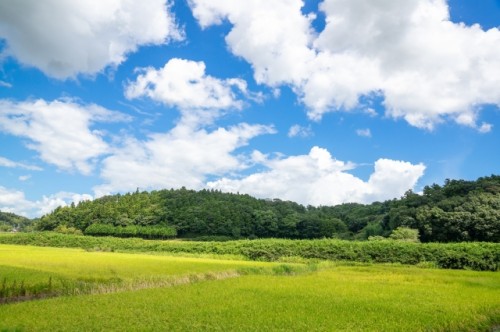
[208,146,425,206]
[125,58,250,125]
[0,99,130,174]
[189,0,317,87]
[189,0,500,131]
[0,0,182,79]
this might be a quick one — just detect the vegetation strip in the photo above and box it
[0,233,498,270]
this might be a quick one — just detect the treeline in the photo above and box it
[35,175,500,242]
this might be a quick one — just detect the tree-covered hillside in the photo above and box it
[36,175,500,242]
[0,211,32,232]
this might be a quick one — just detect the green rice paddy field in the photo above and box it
[0,244,499,331]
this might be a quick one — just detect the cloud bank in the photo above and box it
[208,147,426,206]
[189,0,500,130]
[95,122,276,196]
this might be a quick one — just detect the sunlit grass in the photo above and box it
[0,244,271,279]
[0,244,275,301]
[1,262,498,331]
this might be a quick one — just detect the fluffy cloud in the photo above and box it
[95,122,275,196]
[125,58,251,126]
[0,186,92,218]
[0,99,130,174]
[316,0,500,129]
[189,0,500,130]
[0,156,42,171]
[208,146,425,206]
[0,0,182,79]
[189,0,316,87]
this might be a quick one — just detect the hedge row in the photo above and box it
[0,233,498,271]
[83,224,176,239]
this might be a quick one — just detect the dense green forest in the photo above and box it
[29,175,499,242]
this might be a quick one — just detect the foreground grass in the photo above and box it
[1,264,498,331]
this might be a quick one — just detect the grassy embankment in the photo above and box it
[0,244,498,331]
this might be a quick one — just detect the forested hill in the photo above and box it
[0,211,32,231]
[36,175,500,242]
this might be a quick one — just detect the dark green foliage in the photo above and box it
[84,224,176,239]
[33,175,500,242]
[0,233,498,271]
[36,189,318,239]
[385,175,500,242]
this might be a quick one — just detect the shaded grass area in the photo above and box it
[0,266,62,302]
[1,265,498,331]
[0,232,499,270]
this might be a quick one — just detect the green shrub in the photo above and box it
[389,227,420,242]
[54,225,83,235]
[368,236,386,241]
[84,224,176,239]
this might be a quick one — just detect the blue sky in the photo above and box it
[0,0,499,217]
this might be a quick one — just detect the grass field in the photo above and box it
[0,244,499,331]
[0,244,275,301]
